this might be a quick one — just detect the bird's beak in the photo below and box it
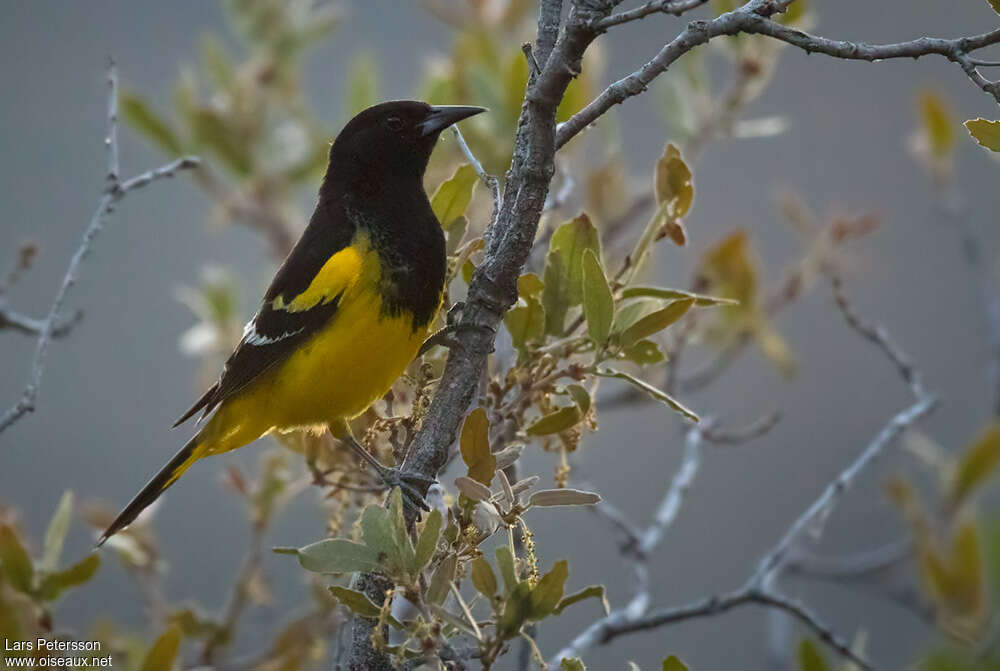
[420,105,487,136]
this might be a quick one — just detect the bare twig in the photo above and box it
[557,11,1000,148]
[202,523,267,664]
[784,539,911,580]
[0,61,198,436]
[594,0,710,30]
[0,307,82,339]
[554,276,935,668]
[702,410,781,445]
[450,125,500,229]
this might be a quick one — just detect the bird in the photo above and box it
[98,101,486,546]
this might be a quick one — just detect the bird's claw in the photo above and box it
[379,467,435,512]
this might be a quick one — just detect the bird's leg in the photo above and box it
[330,421,434,512]
[417,301,497,357]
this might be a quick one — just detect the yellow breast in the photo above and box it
[206,236,438,447]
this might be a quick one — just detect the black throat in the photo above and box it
[324,174,446,331]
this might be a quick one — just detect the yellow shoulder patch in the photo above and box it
[283,242,365,312]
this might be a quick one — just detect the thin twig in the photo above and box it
[0,61,198,436]
[702,410,781,445]
[784,539,912,580]
[450,125,500,230]
[594,0,710,30]
[557,13,1000,148]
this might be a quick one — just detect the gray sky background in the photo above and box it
[2,1,1000,669]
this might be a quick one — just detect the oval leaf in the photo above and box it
[0,524,33,594]
[141,625,182,671]
[42,490,74,573]
[965,118,1000,152]
[431,163,478,229]
[295,538,381,574]
[620,298,694,347]
[470,556,498,598]
[460,408,496,486]
[542,214,601,335]
[526,406,582,436]
[597,368,699,422]
[415,510,443,572]
[455,476,493,502]
[528,489,601,508]
[529,560,568,620]
[582,249,614,346]
[329,585,404,629]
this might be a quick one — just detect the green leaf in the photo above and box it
[949,420,1000,508]
[619,298,694,347]
[470,556,498,598]
[42,490,74,573]
[621,286,738,306]
[121,93,184,156]
[329,585,403,628]
[919,91,956,158]
[346,51,378,116]
[613,299,663,335]
[597,368,699,422]
[496,546,518,593]
[554,584,609,615]
[529,560,568,620]
[361,505,404,575]
[966,118,1000,152]
[543,214,601,335]
[798,638,831,671]
[427,555,457,605]
[415,510,443,572]
[526,406,582,436]
[566,384,592,415]
[582,249,614,346]
[388,487,417,576]
[528,489,601,508]
[654,143,694,219]
[200,34,235,89]
[431,164,478,230]
[663,656,689,671]
[498,581,533,638]
[990,0,1000,14]
[460,408,496,486]
[141,625,182,671]
[0,525,33,594]
[621,339,665,365]
[38,553,100,601]
[561,659,587,671]
[290,538,381,574]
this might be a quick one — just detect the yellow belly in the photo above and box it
[201,286,431,452]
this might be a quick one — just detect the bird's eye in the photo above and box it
[385,116,404,132]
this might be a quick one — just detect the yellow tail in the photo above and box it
[97,435,210,547]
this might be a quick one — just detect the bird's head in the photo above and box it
[327,100,485,185]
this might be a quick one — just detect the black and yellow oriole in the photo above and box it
[99,101,485,545]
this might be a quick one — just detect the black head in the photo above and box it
[326,100,485,187]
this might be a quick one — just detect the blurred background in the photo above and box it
[2,1,1000,669]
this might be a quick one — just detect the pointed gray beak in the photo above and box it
[420,105,487,136]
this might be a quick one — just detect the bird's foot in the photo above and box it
[417,302,497,357]
[376,466,435,512]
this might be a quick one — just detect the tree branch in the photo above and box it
[344,2,620,667]
[594,0,710,30]
[557,7,1000,148]
[0,60,198,436]
[552,277,935,669]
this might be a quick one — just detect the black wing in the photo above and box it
[173,203,356,427]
